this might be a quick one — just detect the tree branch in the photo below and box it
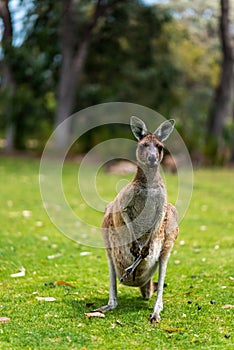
[220,0,234,61]
[86,0,125,33]
[73,0,125,76]
[0,0,13,43]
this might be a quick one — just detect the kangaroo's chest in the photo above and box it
[128,187,166,236]
[109,186,167,286]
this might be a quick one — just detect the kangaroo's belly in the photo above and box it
[111,233,163,287]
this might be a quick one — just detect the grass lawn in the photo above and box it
[0,157,233,349]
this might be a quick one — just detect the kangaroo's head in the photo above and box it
[130,116,175,168]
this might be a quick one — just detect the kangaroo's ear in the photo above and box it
[154,119,175,142]
[130,116,148,140]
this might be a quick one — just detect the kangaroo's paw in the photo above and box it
[120,266,133,282]
[120,255,143,282]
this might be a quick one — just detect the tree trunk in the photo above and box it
[54,0,124,148]
[230,93,234,162]
[207,0,234,143]
[54,0,76,148]
[0,0,16,152]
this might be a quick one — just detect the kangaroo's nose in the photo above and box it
[148,154,156,163]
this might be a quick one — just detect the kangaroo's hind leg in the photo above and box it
[92,211,118,313]
[93,248,118,313]
[140,280,158,299]
[150,204,178,323]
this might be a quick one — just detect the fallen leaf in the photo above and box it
[84,312,105,319]
[54,280,76,288]
[164,328,184,333]
[11,267,26,278]
[41,236,49,241]
[174,260,180,265]
[47,253,62,259]
[193,249,201,253]
[51,244,58,249]
[116,319,123,326]
[222,304,234,309]
[35,296,56,302]
[0,317,10,322]
[66,336,72,343]
[22,210,31,218]
[184,291,192,295]
[80,252,91,256]
[35,221,43,227]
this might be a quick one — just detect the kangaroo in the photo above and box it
[94,116,179,323]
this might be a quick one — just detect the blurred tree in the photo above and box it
[165,21,220,153]
[156,0,221,153]
[0,0,15,151]
[207,0,234,160]
[74,3,180,152]
[2,0,179,150]
[160,0,234,162]
[0,0,59,150]
[1,0,232,160]
[82,3,179,114]
[55,0,127,148]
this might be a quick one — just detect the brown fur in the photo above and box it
[93,117,178,323]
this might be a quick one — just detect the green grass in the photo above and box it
[0,157,233,349]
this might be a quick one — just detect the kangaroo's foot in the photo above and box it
[140,280,158,299]
[150,311,161,324]
[150,301,163,324]
[92,300,118,314]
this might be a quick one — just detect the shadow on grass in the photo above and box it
[66,294,152,320]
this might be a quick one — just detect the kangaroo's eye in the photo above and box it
[157,145,163,152]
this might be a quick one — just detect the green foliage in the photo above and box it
[0,0,60,149]
[83,3,180,115]
[0,157,233,349]
[162,14,221,156]
[69,123,131,154]
[0,0,233,160]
